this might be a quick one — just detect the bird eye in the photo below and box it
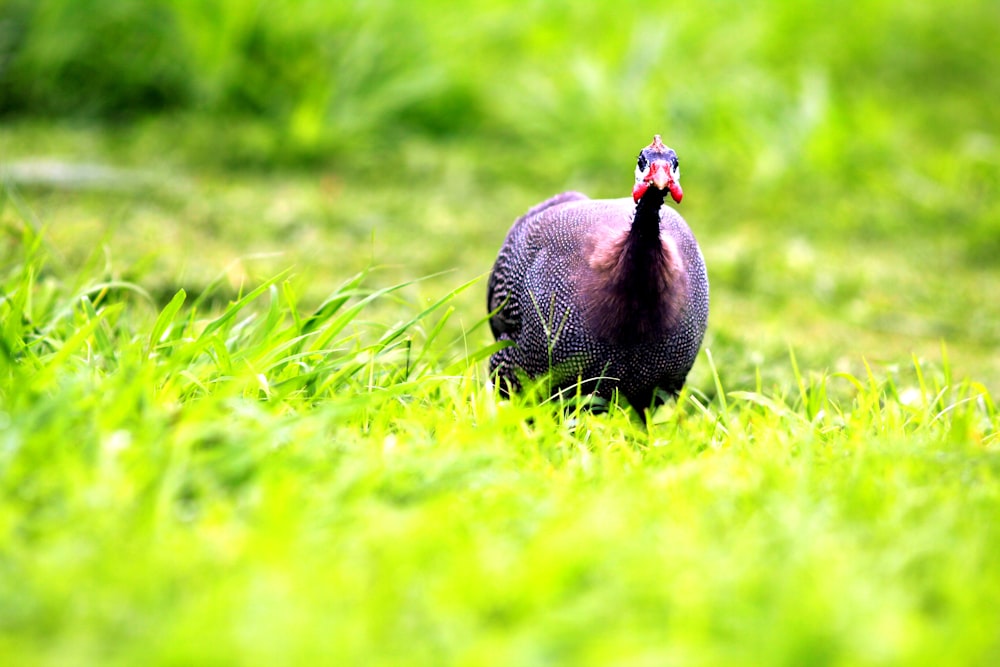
[637,154,648,171]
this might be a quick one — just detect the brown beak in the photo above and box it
[649,160,682,203]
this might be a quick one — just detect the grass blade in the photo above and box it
[147,288,187,359]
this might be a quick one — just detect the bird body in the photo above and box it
[487,137,708,409]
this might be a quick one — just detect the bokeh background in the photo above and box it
[2,0,998,391]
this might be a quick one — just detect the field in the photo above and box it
[2,1,999,664]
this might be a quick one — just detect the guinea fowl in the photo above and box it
[487,135,709,409]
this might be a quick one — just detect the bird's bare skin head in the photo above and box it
[632,135,683,204]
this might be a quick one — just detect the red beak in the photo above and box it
[649,160,683,203]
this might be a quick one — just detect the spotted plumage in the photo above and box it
[487,136,709,409]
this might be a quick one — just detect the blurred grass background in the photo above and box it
[2,0,998,393]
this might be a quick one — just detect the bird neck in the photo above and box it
[631,188,667,244]
[581,189,688,343]
[623,188,670,282]
[585,188,687,343]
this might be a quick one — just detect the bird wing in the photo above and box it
[487,191,590,339]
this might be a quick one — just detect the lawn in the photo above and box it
[1,1,999,665]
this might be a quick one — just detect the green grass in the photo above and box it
[2,186,999,666]
[2,0,1000,664]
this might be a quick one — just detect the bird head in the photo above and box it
[632,135,683,204]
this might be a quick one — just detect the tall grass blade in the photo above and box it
[147,288,187,359]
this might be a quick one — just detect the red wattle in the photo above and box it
[668,181,683,203]
[632,182,648,203]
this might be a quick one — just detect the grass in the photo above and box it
[2,0,1000,664]
[2,186,999,666]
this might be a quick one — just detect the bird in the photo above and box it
[486,135,709,410]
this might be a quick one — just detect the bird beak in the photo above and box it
[649,160,683,203]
